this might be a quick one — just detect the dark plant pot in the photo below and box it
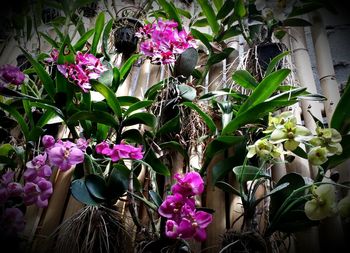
[79,2,98,18]
[42,8,60,24]
[256,42,285,72]
[114,18,142,56]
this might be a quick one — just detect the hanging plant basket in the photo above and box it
[78,2,98,18]
[114,17,142,56]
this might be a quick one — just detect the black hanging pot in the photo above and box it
[79,2,98,18]
[256,42,285,72]
[41,8,60,24]
[114,17,142,56]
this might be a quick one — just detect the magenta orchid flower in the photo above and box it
[0,64,25,88]
[42,135,55,149]
[23,178,53,208]
[0,171,23,203]
[172,172,204,197]
[47,140,84,171]
[95,141,143,162]
[24,153,52,182]
[158,193,195,219]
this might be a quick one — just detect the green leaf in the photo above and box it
[96,123,109,142]
[237,69,291,115]
[145,80,164,100]
[266,87,306,102]
[20,47,55,99]
[216,0,234,19]
[174,47,198,81]
[149,190,163,208]
[207,48,235,66]
[85,174,107,200]
[215,25,241,41]
[283,18,312,27]
[232,70,258,90]
[213,0,223,11]
[156,113,180,137]
[57,36,75,64]
[35,110,56,128]
[201,136,246,174]
[102,19,113,61]
[0,102,29,140]
[120,54,140,82]
[182,102,216,133]
[191,28,212,52]
[28,126,44,141]
[197,0,220,34]
[92,81,122,118]
[292,146,308,159]
[90,12,105,55]
[121,129,143,144]
[118,96,140,106]
[212,153,245,184]
[122,112,156,128]
[39,32,59,48]
[144,148,170,176]
[192,18,209,27]
[157,0,182,30]
[234,0,246,18]
[0,144,14,156]
[107,164,129,199]
[124,100,153,116]
[112,67,121,92]
[71,178,101,205]
[30,101,65,120]
[178,84,197,101]
[73,28,94,51]
[265,51,290,76]
[331,77,350,134]
[216,181,241,196]
[98,68,114,87]
[67,111,119,129]
[221,100,297,135]
[159,141,189,165]
[233,165,270,183]
[177,8,191,19]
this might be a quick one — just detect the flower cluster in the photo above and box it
[158,172,212,242]
[247,112,342,166]
[23,135,86,208]
[0,171,25,236]
[50,49,107,92]
[136,19,196,64]
[0,64,25,89]
[95,141,143,162]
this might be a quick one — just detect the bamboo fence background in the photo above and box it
[0,1,349,252]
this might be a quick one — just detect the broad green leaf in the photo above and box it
[283,18,312,27]
[35,110,56,128]
[73,28,94,51]
[233,165,270,183]
[92,81,122,118]
[292,146,308,159]
[145,80,164,100]
[207,48,235,66]
[0,144,14,156]
[234,0,246,18]
[157,0,182,30]
[331,77,350,134]
[71,178,101,205]
[177,8,191,19]
[265,51,290,76]
[216,181,241,196]
[85,174,107,200]
[221,100,297,135]
[201,136,246,174]
[266,87,306,102]
[149,190,163,208]
[182,101,216,133]
[122,112,156,128]
[191,28,212,52]
[232,70,258,90]
[197,0,220,34]
[39,32,59,48]
[0,102,29,140]
[107,164,129,199]
[156,113,180,137]
[98,68,114,87]
[144,148,170,176]
[159,141,189,165]
[215,25,241,41]
[174,47,198,81]
[111,67,121,92]
[120,54,140,82]
[254,182,290,206]
[67,111,119,128]
[237,69,291,115]
[96,123,109,142]
[90,12,105,55]
[102,19,113,61]
[118,96,140,106]
[30,101,65,120]
[28,126,44,141]
[192,18,209,27]
[213,0,223,11]
[121,129,143,144]
[212,153,245,184]
[178,84,197,101]
[124,100,153,116]
[58,36,75,64]
[216,0,234,19]
[20,47,55,99]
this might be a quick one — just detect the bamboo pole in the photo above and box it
[310,11,341,122]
